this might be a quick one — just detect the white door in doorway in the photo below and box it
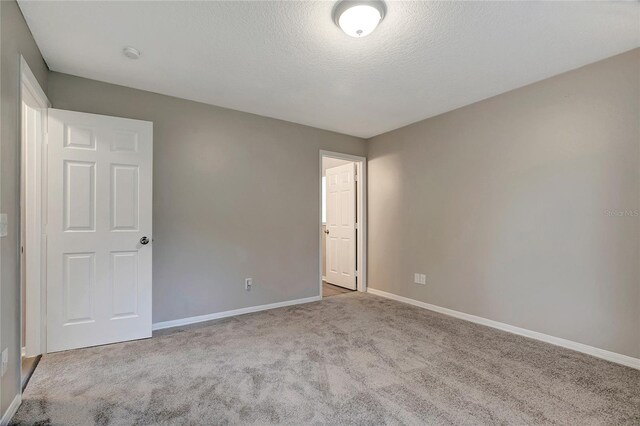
[46,109,153,353]
[325,163,356,290]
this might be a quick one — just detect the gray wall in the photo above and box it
[48,72,366,324]
[0,0,48,416]
[368,48,640,358]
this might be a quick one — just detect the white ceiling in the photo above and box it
[19,1,639,138]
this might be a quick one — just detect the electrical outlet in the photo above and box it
[1,348,8,377]
[414,273,427,285]
[245,278,253,291]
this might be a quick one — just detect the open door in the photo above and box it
[46,109,153,352]
[325,162,357,290]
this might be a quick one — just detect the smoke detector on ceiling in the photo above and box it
[123,46,141,60]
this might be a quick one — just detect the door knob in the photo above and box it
[140,236,150,245]
[324,229,330,234]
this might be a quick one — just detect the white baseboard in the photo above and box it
[0,393,21,426]
[367,288,640,370]
[152,295,322,331]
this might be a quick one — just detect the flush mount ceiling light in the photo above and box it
[333,0,386,38]
[123,46,141,59]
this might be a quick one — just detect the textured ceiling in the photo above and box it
[19,1,640,138]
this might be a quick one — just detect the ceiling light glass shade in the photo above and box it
[334,1,386,38]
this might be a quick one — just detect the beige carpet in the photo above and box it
[11,292,640,425]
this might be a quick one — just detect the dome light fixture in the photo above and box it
[333,0,386,38]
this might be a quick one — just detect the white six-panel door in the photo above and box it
[47,109,152,352]
[325,163,356,290]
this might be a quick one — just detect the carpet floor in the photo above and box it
[11,292,640,425]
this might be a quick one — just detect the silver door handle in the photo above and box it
[140,236,150,245]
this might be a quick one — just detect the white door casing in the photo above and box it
[47,109,152,353]
[21,55,51,359]
[325,162,356,290]
[21,89,46,357]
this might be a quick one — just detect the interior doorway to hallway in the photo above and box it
[319,151,367,298]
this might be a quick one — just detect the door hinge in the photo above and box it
[355,270,358,277]
[355,222,358,230]
[354,174,358,182]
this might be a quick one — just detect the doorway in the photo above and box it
[319,151,367,298]
[19,56,154,382]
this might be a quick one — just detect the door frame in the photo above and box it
[19,55,50,361]
[319,150,367,295]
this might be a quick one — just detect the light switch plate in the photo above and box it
[414,273,427,285]
[0,213,7,237]
[1,348,8,377]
